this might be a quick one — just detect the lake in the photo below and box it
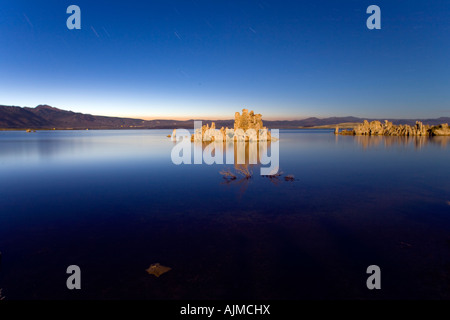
[0,129,449,299]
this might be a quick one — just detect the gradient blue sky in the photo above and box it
[1,0,449,120]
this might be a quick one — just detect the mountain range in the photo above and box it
[1,104,449,130]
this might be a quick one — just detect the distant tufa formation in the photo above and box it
[336,120,450,136]
[187,109,276,142]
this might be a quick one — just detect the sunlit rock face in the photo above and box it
[246,129,258,142]
[430,123,450,136]
[234,109,264,131]
[234,128,246,141]
[342,120,450,136]
[191,109,277,142]
[193,127,203,142]
[211,128,224,141]
[203,127,214,141]
[225,128,235,141]
[258,129,268,141]
[171,129,177,141]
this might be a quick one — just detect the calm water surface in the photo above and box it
[0,129,449,299]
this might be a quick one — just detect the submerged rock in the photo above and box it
[146,263,171,277]
[284,175,295,181]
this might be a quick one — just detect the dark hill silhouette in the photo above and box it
[0,104,448,129]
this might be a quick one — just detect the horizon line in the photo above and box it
[2,104,449,122]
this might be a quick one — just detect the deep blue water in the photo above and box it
[0,129,449,299]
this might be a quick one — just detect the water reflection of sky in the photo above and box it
[0,130,170,165]
[1,129,448,199]
[0,129,449,299]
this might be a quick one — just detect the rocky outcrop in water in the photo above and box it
[430,123,450,136]
[336,120,450,136]
[192,109,276,141]
[234,109,264,131]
